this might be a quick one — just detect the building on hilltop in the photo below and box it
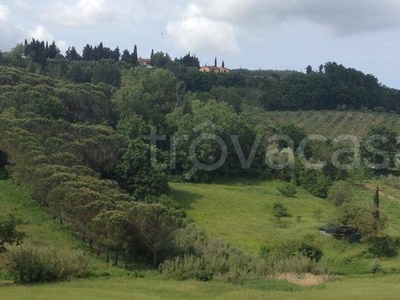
[138,58,152,68]
[200,58,230,74]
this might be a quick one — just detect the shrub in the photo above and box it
[278,183,297,198]
[260,236,323,273]
[369,258,384,274]
[368,236,398,257]
[166,224,268,280]
[273,203,288,220]
[328,181,352,206]
[160,255,205,280]
[7,244,87,283]
[384,175,400,189]
[195,271,213,282]
[298,242,323,262]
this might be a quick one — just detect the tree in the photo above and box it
[65,47,81,60]
[115,138,169,200]
[339,191,386,243]
[115,67,180,123]
[151,52,172,68]
[362,125,398,172]
[306,65,313,74]
[121,49,132,64]
[132,45,138,65]
[128,204,183,266]
[82,44,93,61]
[177,53,200,68]
[0,215,25,253]
[373,186,380,220]
[328,181,352,206]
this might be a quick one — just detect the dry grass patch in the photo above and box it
[275,273,337,287]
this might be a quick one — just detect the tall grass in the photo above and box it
[6,244,88,283]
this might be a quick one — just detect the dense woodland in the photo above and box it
[0,40,400,282]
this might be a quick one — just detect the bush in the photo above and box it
[195,271,213,282]
[166,224,268,280]
[298,242,323,262]
[369,258,384,274]
[384,175,400,189]
[278,182,297,198]
[328,181,352,206]
[273,203,288,220]
[260,236,323,273]
[7,244,87,283]
[368,236,398,257]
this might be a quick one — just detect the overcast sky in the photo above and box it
[0,0,399,88]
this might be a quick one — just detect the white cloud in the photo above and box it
[46,0,120,27]
[167,3,239,54]
[0,5,23,51]
[28,25,54,41]
[0,4,10,22]
[25,25,69,53]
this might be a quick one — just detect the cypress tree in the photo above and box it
[373,186,380,220]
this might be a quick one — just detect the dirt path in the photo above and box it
[363,184,400,204]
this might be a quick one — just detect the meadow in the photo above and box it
[170,180,400,274]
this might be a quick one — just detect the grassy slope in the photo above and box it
[170,180,400,274]
[245,108,400,138]
[0,178,106,273]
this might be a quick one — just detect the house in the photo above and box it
[200,65,230,74]
[138,58,152,68]
[200,59,230,74]
[319,225,361,242]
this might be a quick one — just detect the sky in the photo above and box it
[0,0,399,88]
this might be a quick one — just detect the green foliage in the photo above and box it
[272,203,288,220]
[168,224,268,280]
[116,138,169,199]
[166,100,266,181]
[115,67,180,123]
[258,62,393,112]
[299,169,332,199]
[32,96,68,119]
[361,124,398,172]
[339,202,386,243]
[261,235,323,266]
[194,271,214,282]
[0,215,25,253]
[328,181,352,206]
[7,244,87,283]
[368,236,398,257]
[384,175,400,189]
[278,182,298,198]
[277,123,307,150]
[369,258,384,274]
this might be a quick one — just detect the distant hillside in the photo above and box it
[247,108,400,138]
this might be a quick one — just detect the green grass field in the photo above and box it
[2,275,400,300]
[245,108,400,138]
[170,180,400,274]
